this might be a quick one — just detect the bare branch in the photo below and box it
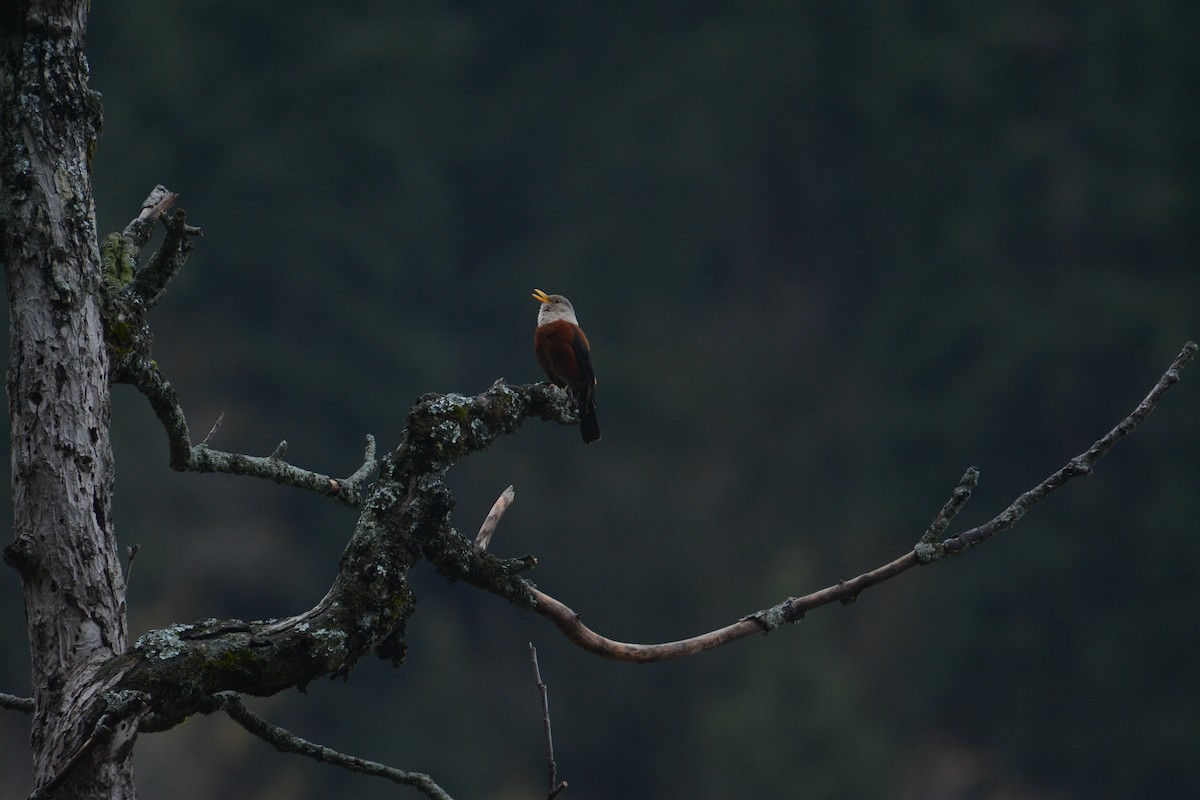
[105,190,378,505]
[475,485,516,550]
[1,692,35,713]
[529,644,568,799]
[200,412,225,446]
[533,588,763,662]
[116,352,377,506]
[941,340,1199,555]
[207,692,453,800]
[187,434,378,507]
[121,544,141,608]
[529,342,1199,662]
[125,207,203,308]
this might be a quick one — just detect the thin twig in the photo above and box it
[529,341,1198,662]
[475,485,516,550]
[201,412,225,446]
[0,692,35,713]
[210,692,453,800]
[123,544,140,598]
[529,644,567,799]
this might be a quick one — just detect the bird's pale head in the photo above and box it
[532,288,579,326]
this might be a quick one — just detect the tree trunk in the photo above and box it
[2,2,134,797]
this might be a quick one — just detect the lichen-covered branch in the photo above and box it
[93,380,577,736]
[121,185,179,248]
[114,350,379,505]
[914,466,979,561]
[101,189,379,505]
[84,186,586,751]
[124,207,202,309]
[525,342,1198,662]
[200,692,454,800]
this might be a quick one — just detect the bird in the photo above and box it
[532,288,601,443]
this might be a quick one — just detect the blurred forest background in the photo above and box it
[2,2,1198,798]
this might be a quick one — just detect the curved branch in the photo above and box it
[528,341,1198,662]
[532,588,762,662]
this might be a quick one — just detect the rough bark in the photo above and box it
[1,2,136,797]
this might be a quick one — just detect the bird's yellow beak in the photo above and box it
[532,288,551,304]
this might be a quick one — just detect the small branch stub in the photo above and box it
[475,485,516,550]
[201,413,225,446]
[915,466,980,562]
[121,185,179,247]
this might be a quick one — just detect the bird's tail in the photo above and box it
[578,389,601,444]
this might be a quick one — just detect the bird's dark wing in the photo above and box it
[571,327,600,443]
[571,327,596,386]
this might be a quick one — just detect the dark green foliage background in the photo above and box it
[2,3,1198,798]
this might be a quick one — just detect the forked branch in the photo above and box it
[104,187,378,506]
[527,341,1199,662]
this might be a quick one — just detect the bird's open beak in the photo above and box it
[532,288,551,303]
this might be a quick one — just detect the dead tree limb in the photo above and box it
[525,341,1198,662]
[200,692,453,800]
[529,644,568,799]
